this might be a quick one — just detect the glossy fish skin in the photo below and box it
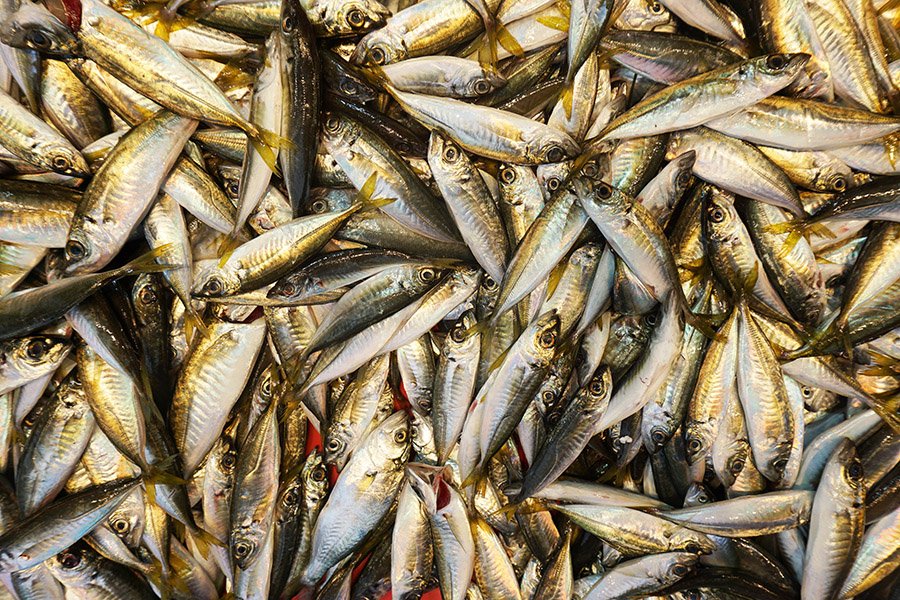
[432,311,480,463]
[428,133,508,282]
[302,411,409,585]
[838,504,900,598]
[0,335,70,395]
[471,310,561,480]
[661,490,814,535]
[555,504,714,556]
[0,86,90,178]
[322,112,458,244]
[65,111,198,275]
[170,319,267,476]
[0,477,141,572]
[388,86,581,165]
[0,180,78,248]
[352,0,482,65]
[809,175,900,222]
[595,53,809,144]
[391,481,434,600]
[0,247,169,342]
[515,367,612,501]
[736,301,795,483]
[47,545,157,600]
[15,371,95,516]
[280,0,320,218]
[705,96,900,150]
[230,398,280,594]
[600,31,741,85]
[802,440,866,600]
[267,248,416,305]
[667,127,804,215]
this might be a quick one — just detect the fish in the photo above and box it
[0,2,894,598]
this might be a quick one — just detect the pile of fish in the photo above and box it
[0,0,898,597]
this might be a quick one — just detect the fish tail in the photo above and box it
[117,244,178,277]
[496,23,524,57]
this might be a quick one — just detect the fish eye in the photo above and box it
[278,282,297,297]
[25,339,47,360]
[419,267,437,282]
[499,166,516,184]
[766,54,788,71]
[687,438,703,453]
[645,313,658,326]
[326,438,341,452]
[346,8,365,28]
[709,206,726,223]
[596,182,613,199]
[451,325,467,343]
[312,466,327,482]
[589,377,605,396]
[583,161,599,179]
[801,386,814,399]
[670,563,690,577]
[138,286,157,305]
[260,377,272,398]
[203,277,224,296]
[65,240,86,261]
[111,518,130,535]
[340,81,358,96]
[539,329,557,348]
[545,145,565,163]
[442,144,460,163]
[473,79,491,95]
[51,155,71,172]
[58,551,81,569]
[283,488,299,506]
[651,428,667,446]
[830,175,847,192]
[26,30,51,50]
[648,1,664,14]
[226,181,240,197]
[324,115,342,133]
[684,541,702,553]
[281,16,294,31]
[773,457,788,473]
[676,170,692,189]
[221,451,237,470]
[393,428,408,444]
[547,177,561,191]
[370,47,387,65]
[233,540,253,559]
[729,458,745,474]
[696,492,710,503]
[541,389,556,404]
[311,199,328,213]
[483,276,497,290]
[848,460,863,482]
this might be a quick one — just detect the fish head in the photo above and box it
[107,491,144,547]
[748,53,810,86]
[230,526,267,571]
[536,161,571,200]
[524,309,562,367]
[3,335,70,376]
[701,186,739,245]
[63,224,109,275]
[323,421,352,468]
[652,552,698,586]
[527,131,581,165]
[319,0,391,37]
[670,529,716,555]
[41,141,91,178]
[0,1,80,56]
[191,265,242,298]
[428,132,469,177]
[47,546,97,584]
[682,482,712,507]
[614,0,676,32]
[301,450,329,506]
[352,28,406,66]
